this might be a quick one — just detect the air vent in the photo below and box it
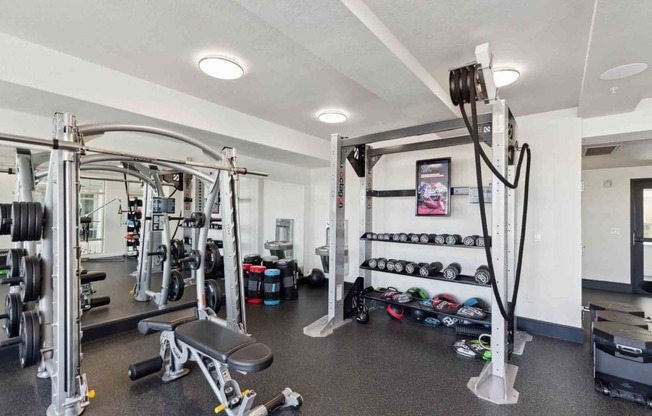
[583,145,619,157]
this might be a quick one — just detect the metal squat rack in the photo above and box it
[0,112,266,415]
[303,100,531,405]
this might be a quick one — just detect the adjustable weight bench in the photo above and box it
[129,309,302,415]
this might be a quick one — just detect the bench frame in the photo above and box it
[154,323,301,416]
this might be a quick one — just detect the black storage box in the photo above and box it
[593,321,652,409]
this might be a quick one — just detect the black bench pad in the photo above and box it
[138,308,197,335]
[175,320,273,373]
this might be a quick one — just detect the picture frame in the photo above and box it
[415,157,451,216]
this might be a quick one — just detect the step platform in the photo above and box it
[593,321,652,409]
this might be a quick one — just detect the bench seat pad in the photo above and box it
[175,320,273,372]
[137,308,197,335]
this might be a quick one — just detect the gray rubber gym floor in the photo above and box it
[0,286,650,416]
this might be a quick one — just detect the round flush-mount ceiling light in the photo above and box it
[599,63,648,81]
[318,111,348,123]
[493,68,520,88]
[198,56,244,80]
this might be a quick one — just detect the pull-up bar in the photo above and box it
[0,132,268,178]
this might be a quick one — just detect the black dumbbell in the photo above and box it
[399,233,408,242]
[386,259,398,272]
[476,236,491,247]
[371,233,378,240]
[392,233,401,242]
[394,260,407,273]
[367,258,378,269]
[365,232,373,239]
[463,235,479,246]
[434,234,448,244]
[405,262,425,274]
[474,265,491,285]
[418,233,430,243]
[419,262,443,277]
[442,263,462,280]
[445,234,462,245]
[409,233,420,243]
[383,233,392,241]
[377,258,388,270]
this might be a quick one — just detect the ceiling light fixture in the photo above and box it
[318,111,348,123]
[493,68,520,88]
[198,56,244,80]
[599,63,648,81]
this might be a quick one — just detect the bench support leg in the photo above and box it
[161,331,190,383]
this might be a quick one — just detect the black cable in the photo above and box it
[450,65,532,322]
[168,187,177,198]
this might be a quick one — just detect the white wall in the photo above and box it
[307,108,584,329]
[582,165,652,283]
[516,109,583,328]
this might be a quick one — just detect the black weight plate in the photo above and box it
[30,311,40,367]
[4,292,22,338]
[204,242,219,275]
[19,256,33,303]
[10,202,20,242]
[205,279,222,313]
[167,270,184,302]
[19,202,28,242]
[34,203,43,240]
[30,257,41,301]
[19,311,35,368]
[8,248,22,278]
[26,202,35,242]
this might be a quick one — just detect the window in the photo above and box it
[644,189,652,239]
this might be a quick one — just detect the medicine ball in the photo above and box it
[386,304,404,320]
[307,268,326,288]
[409,308,427,322]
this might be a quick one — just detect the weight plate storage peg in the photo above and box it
[167,270,185,302]
[4,292,23,338]
[474,265,491,285]
[442,263,462,280]
[19,310,40,368]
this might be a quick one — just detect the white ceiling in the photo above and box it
[0,0,649,145]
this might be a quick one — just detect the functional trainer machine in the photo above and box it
[304,44,532,405]
[0,113,301,416]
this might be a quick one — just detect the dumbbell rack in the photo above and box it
[304,99,531,405]
[359,234,486,248]
[359,261,485,287]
